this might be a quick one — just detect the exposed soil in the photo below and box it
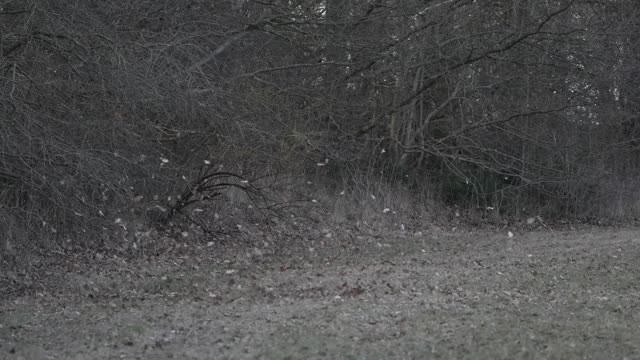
[1,227,640,359]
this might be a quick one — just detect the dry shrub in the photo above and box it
[304,168,436,234]
[593,175,640,219]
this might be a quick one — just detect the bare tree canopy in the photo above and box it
[1,0,639,248]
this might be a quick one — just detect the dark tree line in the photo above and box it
[1,0,638,251]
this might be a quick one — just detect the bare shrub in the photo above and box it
[2,0,639,258]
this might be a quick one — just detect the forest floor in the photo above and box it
[1,227,640,359]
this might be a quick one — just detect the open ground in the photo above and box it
[2,227,639,359]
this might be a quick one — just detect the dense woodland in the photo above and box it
[1,0,639,254]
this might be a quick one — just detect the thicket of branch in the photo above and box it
[1,0,638,249]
